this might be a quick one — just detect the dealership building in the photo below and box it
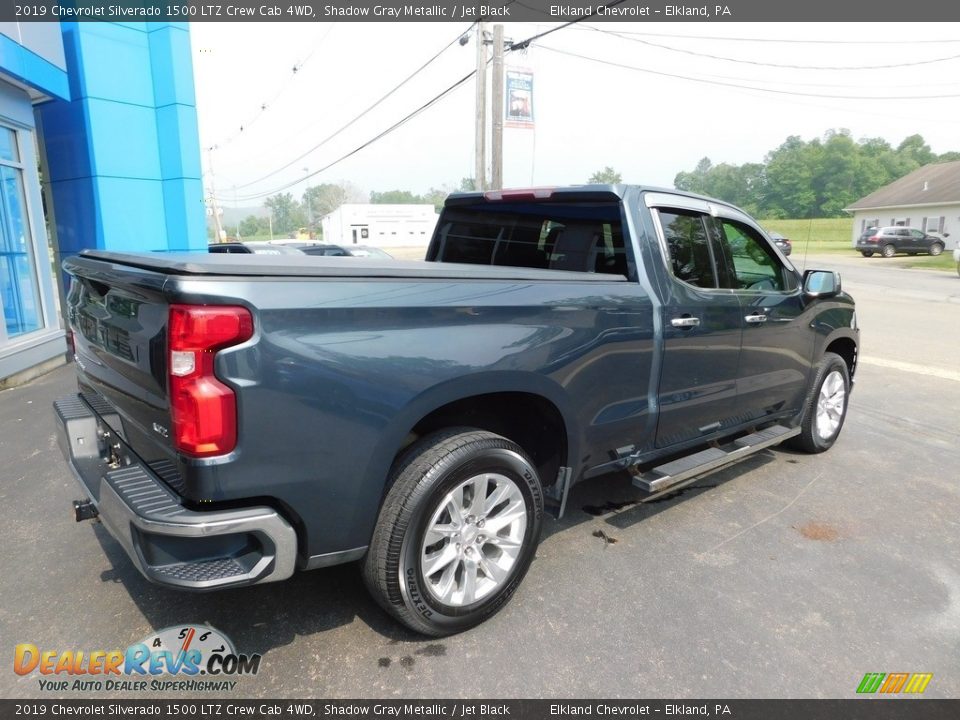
[0,21,205,387]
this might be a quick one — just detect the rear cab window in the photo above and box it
[428,200,632,277]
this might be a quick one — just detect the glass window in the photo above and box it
[0,128,19,164]
[0,158,43,337]
[716,218,786,292]
[431,202,629,276]
[658,210,717,288]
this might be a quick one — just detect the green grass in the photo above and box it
[758,218,854,248]
[899,254,958,272]
[760,217,957,270]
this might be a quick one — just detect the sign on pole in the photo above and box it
[505,70,534,129]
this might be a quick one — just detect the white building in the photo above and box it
[845,160,960,245]
[321,204,438,247]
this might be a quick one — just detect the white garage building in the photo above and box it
[321,204,439,247]
[845,161,960,245]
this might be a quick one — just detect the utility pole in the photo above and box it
[474,21,488,192]
[207,146,225,243]
[491,24,505,191]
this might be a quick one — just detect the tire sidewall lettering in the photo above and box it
[399,446,541,629]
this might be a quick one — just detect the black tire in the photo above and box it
[363,428,543,636]
[860,251,873,258]
[929,242,944,256]
[788,352,850,454]
[882,244,897,258]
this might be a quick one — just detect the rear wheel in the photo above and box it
[882,244,897,258]
[860,251,873,258]
[363,428,543,636]
[788,352,850,454]
[929,242,944,256]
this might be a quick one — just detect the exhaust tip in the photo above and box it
[73,499,98,522]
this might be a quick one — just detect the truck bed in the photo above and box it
[73,250,625,282]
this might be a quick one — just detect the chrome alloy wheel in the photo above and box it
[419,473,527,607]
[816,370,847,441]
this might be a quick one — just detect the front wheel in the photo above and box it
[363,428,543,636]
[929,242,944,256]
[788,352,850,454]
[882,244,897,258]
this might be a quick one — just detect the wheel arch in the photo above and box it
[823,331,859,381]
[351,372,579,545]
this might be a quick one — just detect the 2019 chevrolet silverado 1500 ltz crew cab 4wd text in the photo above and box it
[54,186,858,636]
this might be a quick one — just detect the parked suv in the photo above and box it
[857,227,948,258]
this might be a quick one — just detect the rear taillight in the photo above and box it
[168,305,253,457]
[869,235,880,243]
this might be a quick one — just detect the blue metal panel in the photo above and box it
[36,21,205,257]
[73,24,154,107]
[0,32,69,100]
[155,103,201,180]
[86,98,161,180]
[37,99,93,183]
[45,177,101,252]
[148,26,196,108]
[162,178,206,251]
[96,177,166,252]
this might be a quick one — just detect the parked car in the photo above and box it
[299,244,394,259]
[856,226,948,258]
[208,242,303,255]
[55,185,857,636]
[767,231,792,256]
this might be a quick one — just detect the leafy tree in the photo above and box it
[302,184,347,228]
[458,177,477,192]
[264,193,305,234]
[370,190,424,204]
[672,130,958,219]
[423,187,449,212]
[587,166,622,184]
[238,215,268,237]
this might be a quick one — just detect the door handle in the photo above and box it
[745,313,768,324]
[671,316,701,329]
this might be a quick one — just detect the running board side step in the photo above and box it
[631,424,800,496]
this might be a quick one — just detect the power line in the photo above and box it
[582,25,960,70]
[231,70,477,202]
[208,24,336,150]
[508,0,629,51]
[574,25,960,45]
[537,44,960,100]
[230,22,476,191]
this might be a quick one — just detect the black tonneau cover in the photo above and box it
[71,251,626,283]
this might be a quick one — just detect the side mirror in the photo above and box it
[803,269,841,298]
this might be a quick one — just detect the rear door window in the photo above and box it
[656,209,718,289]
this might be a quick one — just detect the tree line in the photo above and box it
[673,130,960,219]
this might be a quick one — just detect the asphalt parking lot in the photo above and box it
[2,254,958,699]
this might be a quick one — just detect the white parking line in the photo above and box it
[859,356,960,383]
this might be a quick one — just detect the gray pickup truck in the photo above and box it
[54,185,858,635]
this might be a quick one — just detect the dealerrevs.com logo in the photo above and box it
[14,624,260,693]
